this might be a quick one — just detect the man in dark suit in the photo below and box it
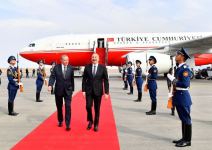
[48,55,74,131]
[82,53,109,132]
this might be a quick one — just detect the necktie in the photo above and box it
[93,65,96,76]
[64,66,67,78]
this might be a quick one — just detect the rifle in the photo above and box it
[144,52,148,92]
[167,56,174,109]
[43,60,48,86]
[17,53,24,92]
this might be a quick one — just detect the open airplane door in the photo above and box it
[96,38,107,65]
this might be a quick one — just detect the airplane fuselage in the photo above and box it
[20,32,212,66]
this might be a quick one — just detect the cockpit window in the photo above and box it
[29,43,35,47]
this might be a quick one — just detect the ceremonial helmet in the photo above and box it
[135,60,142,64]
[148,56,157,64]
[8,56,16,63]
[177,48,191,60]
[127,61,132,65]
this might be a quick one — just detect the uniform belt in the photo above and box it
[136,76,141,77]
[127,74,133,76]
[176,87,189,91]
[148,79,156,80]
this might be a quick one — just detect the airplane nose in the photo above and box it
[19,47,34,58]
[20,47,34,52]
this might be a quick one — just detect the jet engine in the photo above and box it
[126,52,173,74]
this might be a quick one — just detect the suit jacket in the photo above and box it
[48,64,75,96]
[82,64,109,96]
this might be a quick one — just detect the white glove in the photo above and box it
[168,92,173,98]
[167,73,175,81]
[145,72,149,76]
[18,82,23,86]
[45,79,47,81]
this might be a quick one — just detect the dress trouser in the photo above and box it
[86,91,102,126]
[55,94,72,127]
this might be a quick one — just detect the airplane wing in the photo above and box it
[154,35,212,56]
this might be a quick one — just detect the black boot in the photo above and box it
[140,92,142,101]
[51,88,54,95]
[8,102,18,116]
[124,81,128,90]
[8,102,12,115]
[36,92,43,102]
[11,102,19,116]
[171,107,175,116]
[134,93,142,102]
[146,103,153,114]
[131,86,133,94]
[176,124,191,147]
[173,123,185,143]
[146,102,156,115]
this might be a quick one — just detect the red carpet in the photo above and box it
[12,91,120,150]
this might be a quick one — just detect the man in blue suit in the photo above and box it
[146,56,158,115]
[7,56,20,116]
[167,48,192,147]
[36,60,46,102]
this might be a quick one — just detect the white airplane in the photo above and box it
[20,32,212,75]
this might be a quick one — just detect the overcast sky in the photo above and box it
[0,0,212,68]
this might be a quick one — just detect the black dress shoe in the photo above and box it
[9,112,19,116]
[134,99,141,102]
[122,88,128,90]
[94,126,99,132]
[58,122,63,127]
[66,127,71,131]
[172,138,184,144]
[175,141,191,147]
[87,122,93,130]
[36,100,43,102]
[146,111,156,115]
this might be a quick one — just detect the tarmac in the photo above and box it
[0,76,212,150]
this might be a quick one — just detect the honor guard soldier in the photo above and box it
[122,64,128,90]
[126,61,134,95]
[167,48,192,147]
[7,56,20,116]
[50,61,56,95]
[32,68,36,78]
[146,56,158,115]
[36,60,46,102]
[134,60,143,102]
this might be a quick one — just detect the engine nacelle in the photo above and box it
[126,52,173,74]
